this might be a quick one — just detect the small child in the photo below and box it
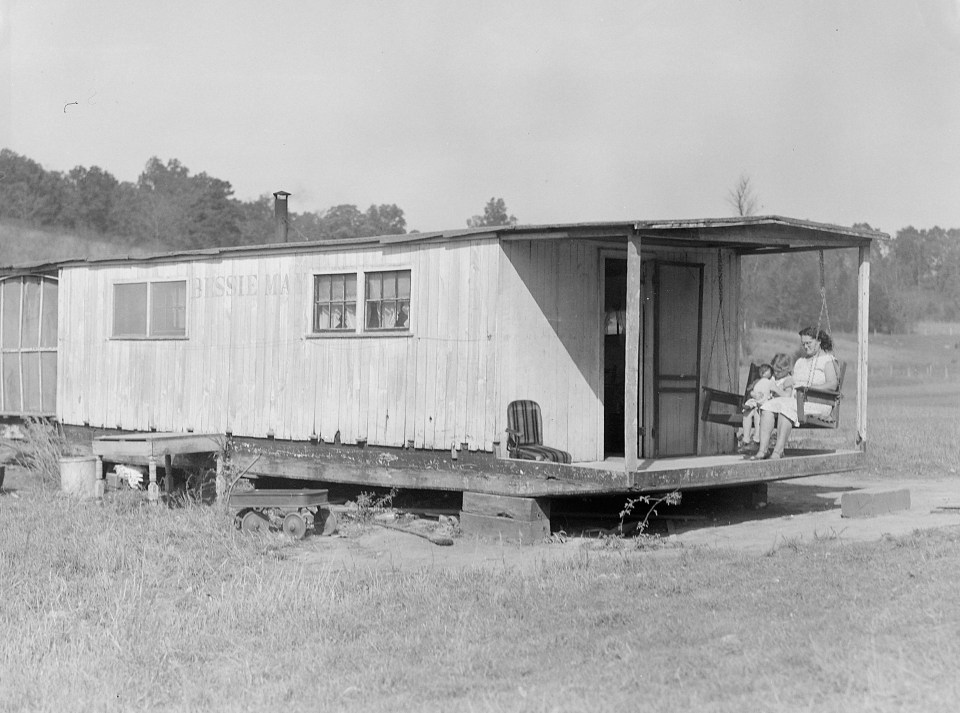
[770,352,794,396]
[740,363,778,450]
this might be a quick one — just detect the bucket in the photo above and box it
[60,456,98,499]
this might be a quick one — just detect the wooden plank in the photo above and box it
[451,242,470,447]
[857,245,870,448]
[630,450,864,491]
[412,246,428,448]
[624,233,642,471]
[422,246,441,449]
[485,240,501,452]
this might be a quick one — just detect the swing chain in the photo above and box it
[714,249,734,387]
[817,250,832,337]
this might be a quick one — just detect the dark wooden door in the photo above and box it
[653,262,702,457]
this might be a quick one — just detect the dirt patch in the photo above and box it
[288,475,960,571]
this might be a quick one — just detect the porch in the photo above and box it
[228,440,864,498]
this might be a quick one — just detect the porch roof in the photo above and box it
[1,215,885,272]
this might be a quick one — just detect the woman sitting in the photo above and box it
[749,327,839,460]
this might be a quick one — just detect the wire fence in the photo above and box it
[870,364,956,380]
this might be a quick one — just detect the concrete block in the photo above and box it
[841,489,911,519]
[459,511,550,545]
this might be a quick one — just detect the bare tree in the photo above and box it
[727,174,759,217]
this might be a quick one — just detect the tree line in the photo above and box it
[740,226,960,336]
[0,149,407,250]
[2,149,957,333]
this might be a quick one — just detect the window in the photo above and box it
[365,270,410,330]
[113,280,187,338]
[313,273,356,331]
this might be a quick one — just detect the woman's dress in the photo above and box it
[759,351,836,426]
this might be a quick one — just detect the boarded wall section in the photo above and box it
[57,239,501,451]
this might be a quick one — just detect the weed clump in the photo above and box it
[2,417,88,489]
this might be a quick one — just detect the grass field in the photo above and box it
[0,221,161,267]
[1,327,958,712]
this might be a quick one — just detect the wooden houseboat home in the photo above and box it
[1,215,883,541]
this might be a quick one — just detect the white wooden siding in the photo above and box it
[57,237,739,460]
[58,239,501,451]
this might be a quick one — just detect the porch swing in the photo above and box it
[700,250,845,430]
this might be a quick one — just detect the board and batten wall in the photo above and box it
[496,240,603,462]
[56,237,739,462]
[57,238,502,451]
[495,240,740,462]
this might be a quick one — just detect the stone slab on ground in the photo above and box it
[671,475,960,555]
[841,488,911,518]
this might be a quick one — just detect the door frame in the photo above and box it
[648,260,704,457]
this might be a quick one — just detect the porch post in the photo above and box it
[624,231,642,472]
[857,245,870,449]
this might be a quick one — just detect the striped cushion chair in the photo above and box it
[506,400,572,464]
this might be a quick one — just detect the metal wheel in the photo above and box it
[240,510,269,534]
[282,512,307,539]
[316,508,339,536]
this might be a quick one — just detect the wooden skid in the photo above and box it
[69,427,865,499]
[462,492,551,521]
[459,510,550,545]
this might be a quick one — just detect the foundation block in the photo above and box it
[460,492,551,545]
[841,488,911,519]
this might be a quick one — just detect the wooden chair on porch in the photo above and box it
[505,400,572,464]
[701,360,845,430]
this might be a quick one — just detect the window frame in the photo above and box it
[363,269,411,332]
[307,267,412,339]
[111,279,189,340]
[311,272,358,333]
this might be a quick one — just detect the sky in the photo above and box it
[2,0,960,235]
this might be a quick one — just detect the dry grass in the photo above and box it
[2,468,960,713]
[1,326,958,711]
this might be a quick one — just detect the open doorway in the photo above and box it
[603,258,627,456]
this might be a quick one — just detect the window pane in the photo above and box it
[366,274,381,300]
[21,278,41,349]
[344,303,356,328]
[345,275,357,300]
[40,279,58,348]
[331,305,344,329]
[150,281,186,336]
[332,275,344,300]
[114,283,148,336]
[397,271,410,298]
[317,304,330,330]
[21,352,40,413]
[397,299,410,328]
[2,354,20,411]
[366,302,380,328]
[2,279,22,348]
[381,300,397,328]
[383,274,396,298]
[41,351,57,413]
[315,275,330,301]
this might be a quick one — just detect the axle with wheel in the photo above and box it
[229,488,338,539]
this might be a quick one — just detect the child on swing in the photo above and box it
[740,353,792,452]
